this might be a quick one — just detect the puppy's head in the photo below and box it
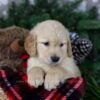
[25,20,72,65]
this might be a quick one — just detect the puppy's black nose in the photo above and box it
[51,56,60,63]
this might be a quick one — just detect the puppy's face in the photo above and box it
[37,32,67,65]
[35,20,72,65]
[25,20,72,65]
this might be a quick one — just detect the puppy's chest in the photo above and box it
[27,57,50,72]
[27,57,77,74]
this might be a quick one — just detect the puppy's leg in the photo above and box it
[0,87,8,100]
[44,67,67,91]
[27,67,45,88]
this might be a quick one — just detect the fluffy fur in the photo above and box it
[0,26,29,70]
[25,20,81,91]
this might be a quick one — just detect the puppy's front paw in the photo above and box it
[28,67,44,88]
[44,68,67,91]
[44,72,61,91]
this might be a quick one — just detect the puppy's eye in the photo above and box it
[43,42,49,46]
[60,43,64,47]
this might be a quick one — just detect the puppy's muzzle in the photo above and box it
[51,56,60,63]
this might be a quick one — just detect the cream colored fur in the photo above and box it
[25,20,81,91]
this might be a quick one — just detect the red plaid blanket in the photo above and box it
[0,55,85,100]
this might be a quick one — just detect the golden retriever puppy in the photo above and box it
[25,20,81,91]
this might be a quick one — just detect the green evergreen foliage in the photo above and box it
[78,20,100,30]
[0,0,100,99]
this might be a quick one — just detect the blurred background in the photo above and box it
[0,0,100,99]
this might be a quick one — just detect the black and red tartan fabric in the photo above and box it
[0,55,85,100]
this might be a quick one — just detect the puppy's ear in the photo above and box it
[24,34,37,57]
[67,38,73,57]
